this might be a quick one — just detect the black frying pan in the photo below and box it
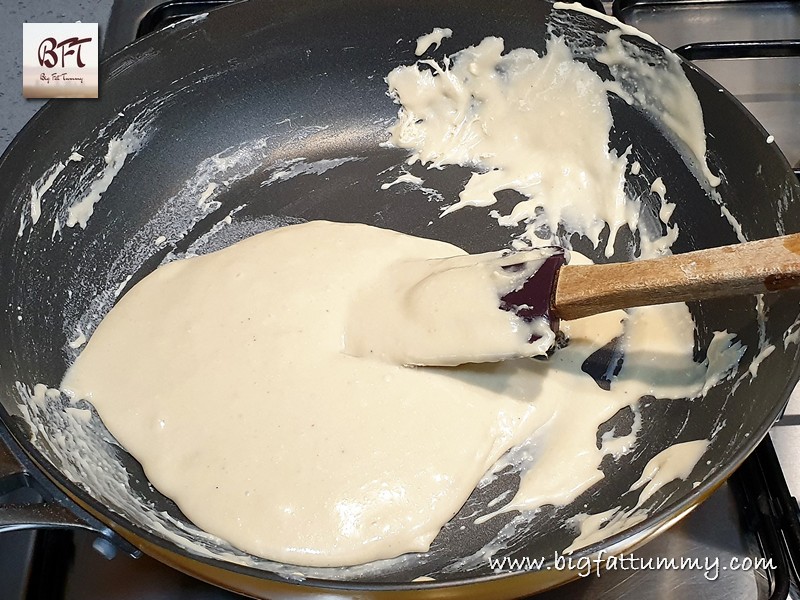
[1,0,799,597]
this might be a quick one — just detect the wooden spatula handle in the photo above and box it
[554,233,800,321]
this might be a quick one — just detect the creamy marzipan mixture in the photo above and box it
[345,247,560,366]
[59,9,742,569]
[64,221,562,566]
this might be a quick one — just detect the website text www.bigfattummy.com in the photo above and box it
[489,551,775,581]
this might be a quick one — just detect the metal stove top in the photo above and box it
[0,0,798,598]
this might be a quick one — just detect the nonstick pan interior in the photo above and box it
[0,0,799,590]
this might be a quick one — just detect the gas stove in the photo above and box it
[1,1,799,598]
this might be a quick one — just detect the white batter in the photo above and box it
[345,248,559,365]
[387,35,632,257]
[414,27,452,56]
[61,221,557,566]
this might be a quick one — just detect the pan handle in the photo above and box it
[0,428,141,559]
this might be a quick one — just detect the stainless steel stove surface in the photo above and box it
[1,1,799,598]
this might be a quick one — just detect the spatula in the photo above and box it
[500,232,800,357]
[348,233,800,367]
[539,232,800,321]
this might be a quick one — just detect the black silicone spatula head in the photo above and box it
[500,248,568,339]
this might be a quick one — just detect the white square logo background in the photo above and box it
[23,23,99,98]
